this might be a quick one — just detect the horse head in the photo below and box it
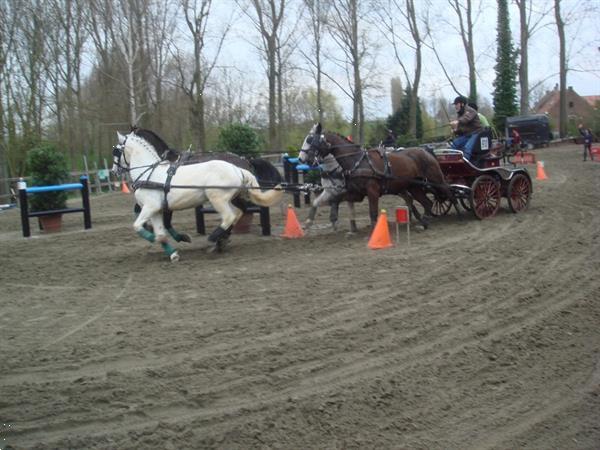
[299,123,330,165]
[112,128,167,176]
[111,131,129,176]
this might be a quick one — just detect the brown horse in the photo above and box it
[298,123,457,229]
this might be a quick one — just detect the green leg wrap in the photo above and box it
[160,241,177,256]
[168,227,191,243]
[167,227,180,241]
[137,228,156,242]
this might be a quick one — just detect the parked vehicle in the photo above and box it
[506,115,551,148]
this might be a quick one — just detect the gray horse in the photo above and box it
[304,153,358,233]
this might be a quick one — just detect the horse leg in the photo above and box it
[348,201,358,233]
[150,214,180,262]
[305,190,329,229]
[329,199,340,230]
[206,194,241,252]
[163,209,192,244]
[409,189,434,229]
[400,192,429,230]
[366,185,380,230]
[133,204,179,262]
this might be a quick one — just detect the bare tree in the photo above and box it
[44,0,88,166]
[174,0,229,151]
[7,0,46,152]
[300,0,328,124]
[142,0,178,132]
[554,0,566,137]
[448,0,478,100]
[515,0,553,114]
[0,0,17,190]
[325,0,378,144]
[239,0,287,151]
[113,0,143,125]
[425,0,481,101]
[375,0,428,136]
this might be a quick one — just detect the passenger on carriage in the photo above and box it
[449,95,483,161]
[468,102,490,127]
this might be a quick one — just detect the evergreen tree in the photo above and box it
[386,86,423,145]
[492,0,519,132]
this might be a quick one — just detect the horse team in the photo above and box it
[112,124,457,261]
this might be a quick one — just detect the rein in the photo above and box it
[312,138,447,191]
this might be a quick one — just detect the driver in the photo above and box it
[449,96,482,161]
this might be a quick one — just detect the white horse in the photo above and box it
[112,130,283,261]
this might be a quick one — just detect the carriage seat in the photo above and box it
[470,128,501,167]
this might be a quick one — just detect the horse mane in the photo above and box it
[249,158,283,187]
[324,131,359,147]
[131,127,171,157]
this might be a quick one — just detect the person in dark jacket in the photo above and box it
[450,96,482,160]
[382,129,396,148]
[578,123,594,161]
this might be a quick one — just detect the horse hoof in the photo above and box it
[170,252,180,262]
[179,233,192,243]
[216,239,229,252]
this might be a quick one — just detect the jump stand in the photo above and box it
[19,176,92,237]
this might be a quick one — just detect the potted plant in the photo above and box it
[25,144,69,232]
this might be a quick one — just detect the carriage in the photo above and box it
[427,131,533,220]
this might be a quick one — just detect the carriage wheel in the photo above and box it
[507,173,532,213]
[428,193,453,216]
[469,175,501,219]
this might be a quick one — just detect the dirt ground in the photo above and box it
[1,143,599,449]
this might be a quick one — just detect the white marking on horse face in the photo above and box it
[298,149,308,163]
[301,133,312,152]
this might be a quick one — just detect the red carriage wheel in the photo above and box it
[507,173,532,213]
[469,175,501,219]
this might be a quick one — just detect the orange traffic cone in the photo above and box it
[121,180,131,193]
[281,205,304,238]
[368,209,393,250]
[536,160,548,180]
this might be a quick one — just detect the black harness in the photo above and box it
[113,139,181,210]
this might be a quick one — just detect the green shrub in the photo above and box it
[26,144,69,212]
[217,123,261,158]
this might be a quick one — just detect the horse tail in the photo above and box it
[242,169,284,206]
[249,158,283,188]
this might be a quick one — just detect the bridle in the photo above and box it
[112,133,168,187]
[302,132,366,173]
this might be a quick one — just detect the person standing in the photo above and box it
[382,129,397,148]
[578,124,594,161]
[450,96,483,160]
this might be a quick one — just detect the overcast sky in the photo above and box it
[209,0,599,119]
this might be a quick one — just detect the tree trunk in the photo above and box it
[554,0,567,137]
[517,0,529,115]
